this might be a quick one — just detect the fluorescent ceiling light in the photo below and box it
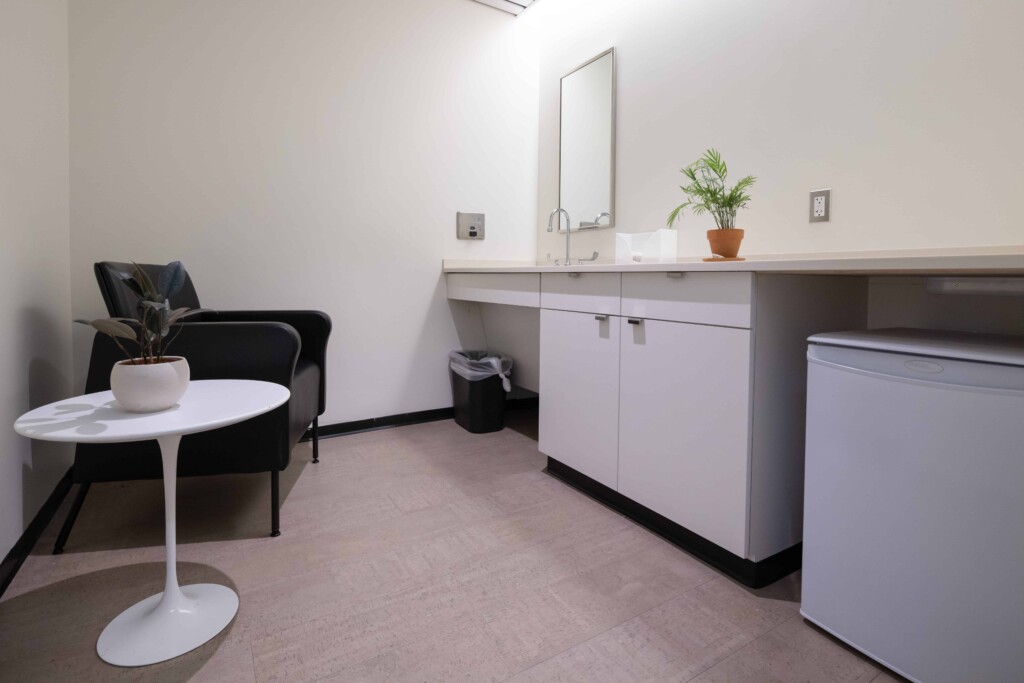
[470,0,537,16]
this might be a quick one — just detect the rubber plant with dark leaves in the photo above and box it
[76,262,206,363]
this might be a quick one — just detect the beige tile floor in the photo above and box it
[0,413,906,682]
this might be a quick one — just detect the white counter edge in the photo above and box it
[443,246,1024,275]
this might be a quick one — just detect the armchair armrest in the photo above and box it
[84,321,302,394]
[206,310,331,413]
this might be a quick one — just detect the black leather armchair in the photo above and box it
[53,262,331,553]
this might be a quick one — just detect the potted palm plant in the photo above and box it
[667,148,756,260]
[77,261,205,412]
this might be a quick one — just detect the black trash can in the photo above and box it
[449,351,513,434]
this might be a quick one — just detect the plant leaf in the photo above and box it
[114,271,145,298]
[157,261,186,298]
[164,307,207,326]
[131,262,159,298]
[90,318,137,340]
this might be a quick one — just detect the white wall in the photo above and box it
[69,0,540,424]
[0,0,72,559]
[531,0,1024,260]
[479,304,540,392]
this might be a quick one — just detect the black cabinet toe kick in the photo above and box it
[544,457,801,589]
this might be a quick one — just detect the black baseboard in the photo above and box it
[0,468,73,600]
[302,395,540,441]
[545,457,801,588]
[303,407,455,440]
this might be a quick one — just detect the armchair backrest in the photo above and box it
[94,261,202,318]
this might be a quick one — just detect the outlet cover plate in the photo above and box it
[810,189,831,223]
[457,212,485,240]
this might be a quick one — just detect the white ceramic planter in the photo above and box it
[110,357,190,413]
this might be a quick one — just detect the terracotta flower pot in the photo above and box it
[110,356,190,413]
[706,228,744,259]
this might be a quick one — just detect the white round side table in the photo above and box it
[14,379,291,667]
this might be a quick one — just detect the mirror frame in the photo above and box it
[558,47,616,232]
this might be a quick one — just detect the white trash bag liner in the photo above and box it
[449,351,513,392]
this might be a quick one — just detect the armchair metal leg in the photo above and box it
[312,417,320,463]
[53,482,91,555]
[270,470,281,537]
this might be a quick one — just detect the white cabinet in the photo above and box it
[617,317,752,557]
[526,272,868,576]
[538,308,620,489]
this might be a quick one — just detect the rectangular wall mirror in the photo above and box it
[558,48,615,231]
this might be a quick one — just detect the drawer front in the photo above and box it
[446,273,540,307]
[621,272,752,328]
[541,273,621,315]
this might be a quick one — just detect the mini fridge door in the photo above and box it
[802,344,1024,683]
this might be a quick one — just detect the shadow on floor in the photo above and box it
[33,445,312,555]
[504,407,538,441]
[0,562,236,680]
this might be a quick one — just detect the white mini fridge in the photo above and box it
[802,329,1024,683]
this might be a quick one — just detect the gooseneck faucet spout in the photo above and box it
[547,208,572,266]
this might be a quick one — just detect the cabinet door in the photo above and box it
[539,308,620,489]
[618,317,751,557]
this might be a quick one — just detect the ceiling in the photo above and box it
[470,0,537,16]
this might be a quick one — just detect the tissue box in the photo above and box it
[615,229,678,262]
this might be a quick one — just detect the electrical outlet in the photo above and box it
[456,212,485,240]
[810,189,831,223]
[813,196,826,216]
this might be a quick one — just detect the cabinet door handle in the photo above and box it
[666,272,683,279]
[568,272,581,278]
[627,318,643,325]
[594,314,608,321]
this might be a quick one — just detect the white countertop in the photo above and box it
[443,245,1024,275]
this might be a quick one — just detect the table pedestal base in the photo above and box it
[13,384,293,668]
[97,583,239,666]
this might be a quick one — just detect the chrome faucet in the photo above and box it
[547,208,571,266]
[576,212,611,230]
